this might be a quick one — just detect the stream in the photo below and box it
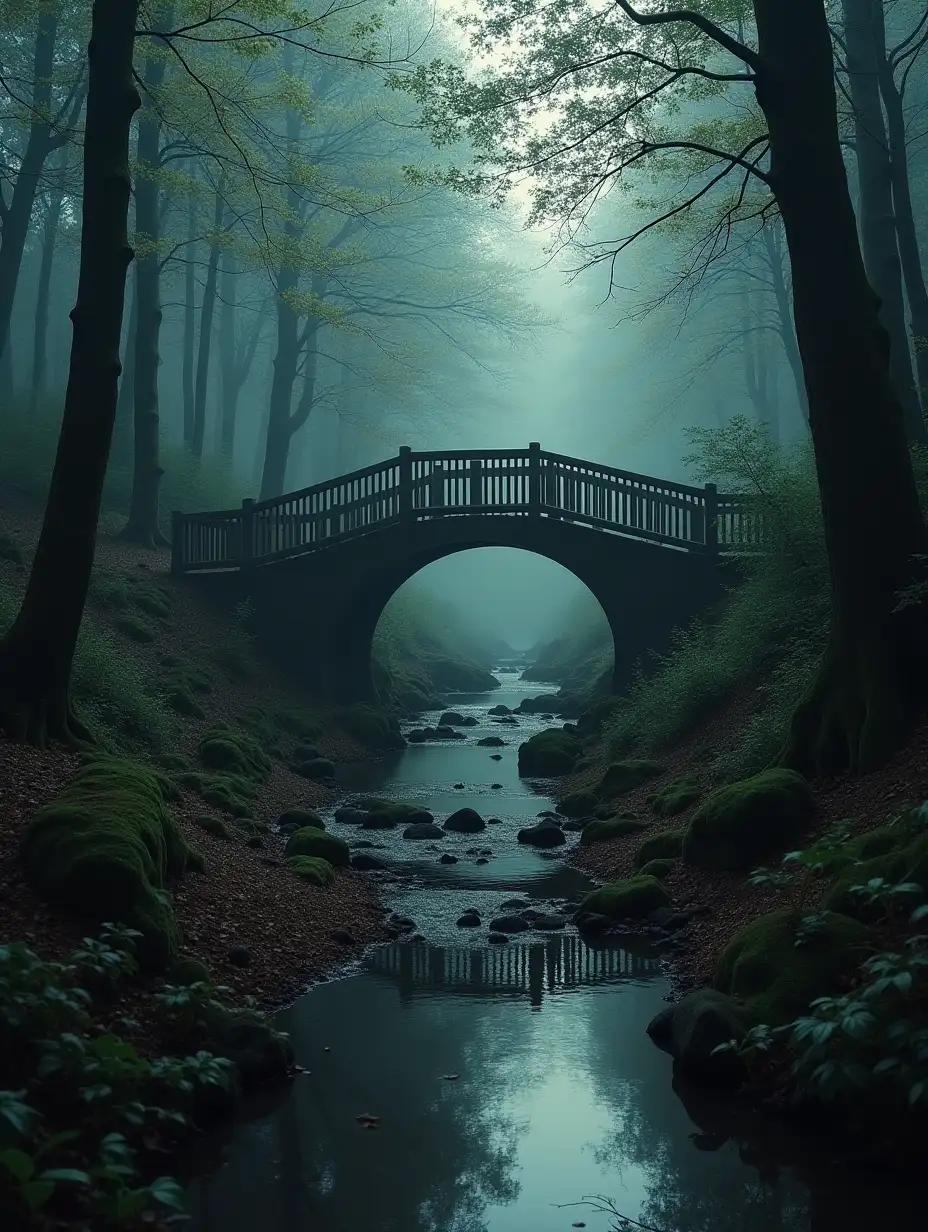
[187,671,922,1232]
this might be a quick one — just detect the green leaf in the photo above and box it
[22,1179,55,1210]
[150,1175,186,1210]
[0,1148,35,1182]
[40,1168,91,1185]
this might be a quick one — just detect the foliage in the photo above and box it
[0,928,236,1228]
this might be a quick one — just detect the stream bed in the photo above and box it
[187,672,922,1232]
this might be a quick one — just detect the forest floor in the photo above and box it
[0,491,391,1027]
[565,685,928,998]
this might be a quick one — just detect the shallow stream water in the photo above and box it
[187,672,922,1232]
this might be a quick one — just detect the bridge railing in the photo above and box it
[171,443,764,573]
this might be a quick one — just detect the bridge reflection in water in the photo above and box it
[365,935,660,1009]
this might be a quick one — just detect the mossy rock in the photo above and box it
[277,807,325,830]
[639,857,677,880]
[651,776,701,817]
[198,725,271,784]
[824,830,928,921]
[633,827,685,869]
[682,769,815,872]
[335,703,406,750]
[517,728,580,777]
[556,789,599,818]
[0,531,23,565]
[579,817,650,847]
[115,613,156,644]
[714,907,871,1025]
[284,827,350,867]
[165,686,205,718]
[20,756,201,969]
[130,582,173,620]
[175,771,255,820]
[195,814,232,840]
[597,760,665,799]
[285,855,336,886]
[154,753,189,773]
[290,756,335,780]
[580,875,669,919]
[168,956,212,987]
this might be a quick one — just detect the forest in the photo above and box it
[1,2,928,1230]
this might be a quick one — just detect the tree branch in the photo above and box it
[613,0,762,70]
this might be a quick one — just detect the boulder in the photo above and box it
[531,913,567,930]
[488,932,509,944]
[284,827,350,867]
[556,789,600,818]
[639,857,677,880]
[439,853,459,864]
[488,705,511,715]
[488,914,530,933]
[456,910,481,927]
[334,806,367,825]
[517,820,566,848]
[517,728,580,777]
[683,769,815,871]
[490,754,503,762]
[206,1009,293,1088]
[500,898,531,910]
[362,803,435,829]
[478,736,507,747]
[439,711,478,727]
[580,875,669,920]
[290,757,335,781]
[284,855,336,886]
[278,807,325,831]
[647,989,747,1085]
[350,853,385,871]
[597,760,665,799]
[228,944,253,968]
[633,828,685,869]
[651,777,702,817]
[574,911,613,935]
[580,817,649,847]
[714,907,870,1025]
[443,808,486,833]
[404,822,445,840]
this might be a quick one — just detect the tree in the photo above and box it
[0,0,140,743]
[402,0,928,775]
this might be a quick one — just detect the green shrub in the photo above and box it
[598,760,665,798]
[651,776,701,817]
[682,768,815,871]
[285,855,336,886]
[284,827,349,866]
[714,907,871,1025]
[335,703,405,750]
[581,875,669,919]
[20,757,202,968]
[824,827,928,921]
[115,613,157,644]
[633,827,685,869]
[579,817,649,847]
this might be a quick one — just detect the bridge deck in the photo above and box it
[171,445,763,574]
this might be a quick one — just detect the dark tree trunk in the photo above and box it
[0,7,59,368]
[0,0,141,745]
[192,181,224,459]
[260,282,300,500]
[842,0,925,441]
[285,336,320,488]
[182,185,196,444]
[751,0,928,775]
[120,12,172,547]
[219,251,237,455]
[115,268,137,426]
[875,8,928,409]
[0,328,13,402]
[30,189,64,408]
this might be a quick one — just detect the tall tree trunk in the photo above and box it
[192,181,224,459]
[0,7,59,367]
[30,189,65,408]
[0,0,141,744]
[260,286,300,499]
[874,7,928,409]
[182,183,197,444]
[842,0,925,441]
[751,0,928,775]
[219,251,238,455]
[120,10,172,547]
[762,222,808,422]
[285,337,320,489]
[0,328,13,403]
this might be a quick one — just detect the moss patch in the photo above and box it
[682,769,815,871]
[639,857,677,880]
[115,613,157,644]
[198,725,271,784]
[175,771,255,819]
[598,760,665,798]
[557,789,599,818]
[283,827,350,867]
[278,807,325,830]
[651,776,701,817]
[581,875,669,919]
[714,907,871,1025]
[285,855,336,886]
[195,814,232,840]
[633,828,685,869]
[517,728,580,777]
[20,756,201,968]
[579,817,649,847]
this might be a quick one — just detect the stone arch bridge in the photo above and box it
[171,444,762,700]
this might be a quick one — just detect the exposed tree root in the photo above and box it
[0,647,94,749]
[778,619,925,778]
[117,520,169,550]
